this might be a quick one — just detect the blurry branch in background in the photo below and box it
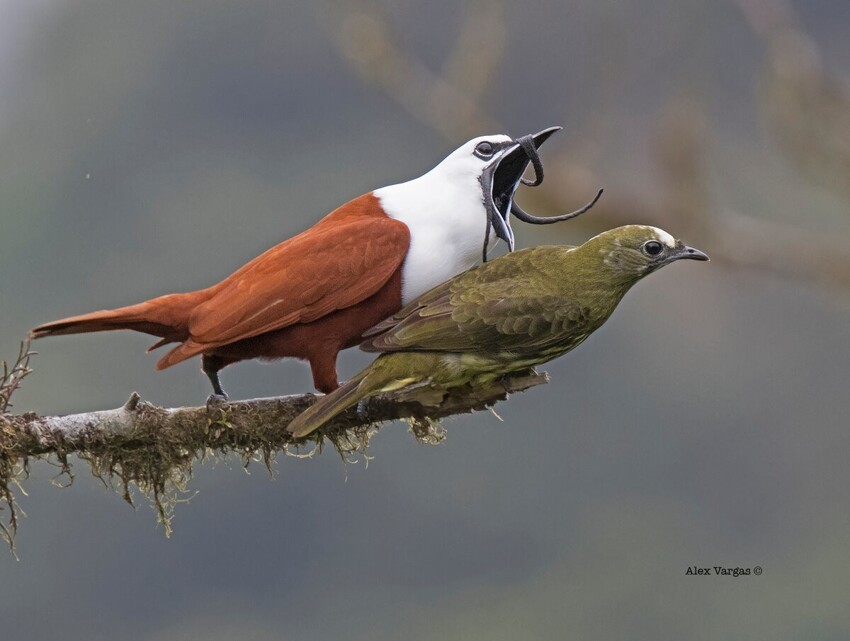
[0,356,546,552]
[656,95,850,289]
[735,0,850,200]
[332,0,850,289]
[330,0,504,139]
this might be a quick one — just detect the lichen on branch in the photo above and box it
[0,361,547,552]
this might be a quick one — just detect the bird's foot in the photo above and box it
[206,392,229,411]
[356,399,371,422]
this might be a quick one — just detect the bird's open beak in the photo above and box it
[672,245,710,262]
[481,126,562,259]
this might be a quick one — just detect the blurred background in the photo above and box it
[2,0,850,638]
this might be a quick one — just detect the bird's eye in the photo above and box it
[474,141,495,159]
[643,240,664,256]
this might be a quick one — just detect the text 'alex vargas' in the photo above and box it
[685,566,762,577]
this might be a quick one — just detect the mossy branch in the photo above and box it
[0,366,547,552]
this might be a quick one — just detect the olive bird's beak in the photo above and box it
[672,245,710,262]
[480,126,562,260]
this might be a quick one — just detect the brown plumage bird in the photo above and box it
[30,128,594,398]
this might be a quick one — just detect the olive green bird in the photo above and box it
[287,225,708,438]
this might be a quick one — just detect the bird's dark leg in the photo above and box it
[309,351,340,394]
[202,354,229,401]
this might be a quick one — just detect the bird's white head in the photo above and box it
[427,131,566,256]
[430,133,514,180]
[377,128,560,247]
[374,128,561,303]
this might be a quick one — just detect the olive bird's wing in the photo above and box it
[361,246,588,356]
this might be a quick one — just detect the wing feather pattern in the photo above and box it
[157,216,409,369]
[361,246,589,356]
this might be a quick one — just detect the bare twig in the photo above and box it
[0,340,35,414]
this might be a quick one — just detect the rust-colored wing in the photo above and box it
[157,215,409,369]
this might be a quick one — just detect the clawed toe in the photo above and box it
[356,398,371,422]
[206,392,228,409]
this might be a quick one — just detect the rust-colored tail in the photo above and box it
[29,291,208,353]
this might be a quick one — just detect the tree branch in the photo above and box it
[0,367,547,551]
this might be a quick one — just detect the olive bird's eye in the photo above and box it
[643,240,664,257]
[474,141,496,159]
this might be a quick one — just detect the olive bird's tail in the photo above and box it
[287,357,408,438]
